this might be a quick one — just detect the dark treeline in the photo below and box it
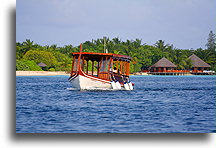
[16,31,215,73]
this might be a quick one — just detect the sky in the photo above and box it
[16,0,216,49]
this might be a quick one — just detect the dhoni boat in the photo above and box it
[68,44,134,90]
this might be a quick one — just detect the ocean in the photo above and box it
[16,75,216,133]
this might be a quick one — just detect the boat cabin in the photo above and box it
[70,52,132,84]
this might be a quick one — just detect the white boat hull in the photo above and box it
[69,75,112,90]
[68,71,134,90]
[69,75,134,90]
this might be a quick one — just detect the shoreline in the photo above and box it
[16,71,215,76]
[16,71,70,76]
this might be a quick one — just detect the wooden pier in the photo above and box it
[148,72,191,75]
[190,72,215,75]
[147,71,214,75]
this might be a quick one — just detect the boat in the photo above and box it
[68,44,134,90]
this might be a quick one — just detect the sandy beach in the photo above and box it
[16,71,197,76]
[16,71,70,76]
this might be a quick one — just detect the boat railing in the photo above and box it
[110,72,129,84]
[98,72,109,80]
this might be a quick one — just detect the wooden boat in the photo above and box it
[68,44,134,90]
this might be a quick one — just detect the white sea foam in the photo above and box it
[66,88,80,91]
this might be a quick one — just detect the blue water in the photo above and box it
[16,75,216,133]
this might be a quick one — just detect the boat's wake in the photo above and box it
[66,88,80,91]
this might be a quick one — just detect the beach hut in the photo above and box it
[150,57,177,72]
[188,54,211,72]
[38,62,47,67]
[38,62,47,70]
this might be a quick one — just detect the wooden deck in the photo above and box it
[148,72,191,75]
[148,72,215,75]
[190,72,215,75]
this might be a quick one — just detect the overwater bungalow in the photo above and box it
[188,54,211,74]
[149,57,177,75]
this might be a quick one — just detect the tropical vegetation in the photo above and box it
[16,31,216,73]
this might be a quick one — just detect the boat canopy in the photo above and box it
[70,51,132,82]
[72,52,132,62]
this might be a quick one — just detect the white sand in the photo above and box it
[16,71,70,76]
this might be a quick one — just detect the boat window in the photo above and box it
[113,60,120,73]
[110,61,113,71]
[100,58,109,72]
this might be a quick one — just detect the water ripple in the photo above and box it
[16,76,216,133]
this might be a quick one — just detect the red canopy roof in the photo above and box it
[72,52,132,61]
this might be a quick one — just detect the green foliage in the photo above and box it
[16,60,42,71]
[16,32,216,72]
[205,31,216,70]
[16,60,29,71]
[206,31,216,52]
[23,50,57,67]
[184,58,193,70]
[52,52,71,71]
[48,68,55,71]
[211,63,215,71]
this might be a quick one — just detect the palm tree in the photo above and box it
[124,39,131,47]
[106,40,114,53]
[113,49,120,54]
[133,38,142,48]
[94,39,102,46]
[50,44,58,51]
[22,39,34,53]
[101,36,110,53]
[154,40,168,52]
[61,45,73,55]
[112,37,121,45]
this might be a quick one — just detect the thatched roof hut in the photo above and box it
[150,57,177,72]
[150,57,177,68]
[188,54,211,68]
[38,62,47,67]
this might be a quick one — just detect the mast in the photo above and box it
[104,36,106,53]
[104,36,108,53]
[78,43,83,71]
